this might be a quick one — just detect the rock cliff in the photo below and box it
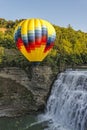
[0,66,55,117]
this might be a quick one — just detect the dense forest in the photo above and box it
[0,18,87,72]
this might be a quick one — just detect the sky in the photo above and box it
[0,0,87,32]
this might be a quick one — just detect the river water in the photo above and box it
[0,114,44,130]
[0,70,87,130]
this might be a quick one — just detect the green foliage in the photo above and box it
[0,47,4,63]
[0,18,87,70]
[53,25,87,67]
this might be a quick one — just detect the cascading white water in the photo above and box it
[38,70,87,130]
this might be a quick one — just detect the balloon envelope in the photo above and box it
[14,18,56,62]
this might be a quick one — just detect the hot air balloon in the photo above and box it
[14,18,56,62]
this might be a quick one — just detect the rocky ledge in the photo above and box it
[0,66,55,117]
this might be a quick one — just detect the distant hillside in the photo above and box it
[0,28,7,33]
[0,18,15,29]
[0,18,87,68]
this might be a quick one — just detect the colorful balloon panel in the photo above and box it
[14,18,56,62]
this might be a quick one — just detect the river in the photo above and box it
[0,69,87,130]
[0,114,44,130]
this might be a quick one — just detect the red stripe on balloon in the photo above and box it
[25,43,35,52]
[16,38,24,50]
[35,37,42,47]
[44,43,54,53]
[41,35,47,43]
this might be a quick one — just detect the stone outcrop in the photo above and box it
[0,66,55,117]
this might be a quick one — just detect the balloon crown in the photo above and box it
[14,18,56,62]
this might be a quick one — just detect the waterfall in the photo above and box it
[38,70,87,130]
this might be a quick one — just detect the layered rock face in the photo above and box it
[0,66,54,117]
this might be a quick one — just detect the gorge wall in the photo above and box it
[0,66,55,117]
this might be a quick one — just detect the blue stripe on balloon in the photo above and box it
[42,26,47,35]
[14,27,21,41]
[22,35,28,45]
[35,29,41,38]
[28,31,35,43]
[47,34,56,46]
[28,33,35,40]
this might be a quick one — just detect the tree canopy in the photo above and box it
[0,18,87,70]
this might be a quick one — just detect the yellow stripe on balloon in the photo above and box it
[28,19,34,31]
[40,19,55,36]
[21,19,29,35]
[20,44,50,61]
[20,46,32,61]
[35,19,41,29]
[45,20,55,36]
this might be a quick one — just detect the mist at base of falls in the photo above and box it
[38,70,87,130]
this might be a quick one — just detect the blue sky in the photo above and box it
[0,0,87,32]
